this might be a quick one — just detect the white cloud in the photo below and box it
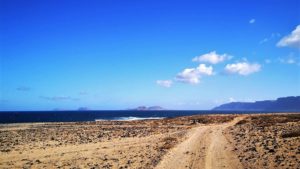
[225,62,261,75]
[175,68,200,84]
[175,64,213,84]
[249,19,255,24]
[229,97,236,102]
[277,25,300,48]
[197,64,214,75]
[156,80,173,88]
[192,51,232,64]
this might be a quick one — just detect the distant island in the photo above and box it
[78,107,89,111]
[129,106,165,111]
[213,96,300,111]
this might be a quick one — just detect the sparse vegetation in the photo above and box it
[282,129,300,138]
[226,114,300,169]
[235,119,249,125]
[250,114,300,127]
[161,136,178,150]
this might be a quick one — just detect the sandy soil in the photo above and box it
[0,114,299,169]
[155,117,243,169]
[0,122,189,169]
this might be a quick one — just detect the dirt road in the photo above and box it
[155,117,244,169]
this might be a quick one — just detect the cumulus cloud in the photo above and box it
[197,64,214,75]
[16,86,31,91]
[225,62,261,75]
[40,96,79,101]
[175,64,213,84]
[249,19,255,24]
[156,80,173,88]
[175,68,200,84]
[277,25,300,48]
[192,51,232,64]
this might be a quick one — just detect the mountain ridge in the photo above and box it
[213,96,300,111]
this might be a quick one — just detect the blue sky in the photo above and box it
[1,0,300,110]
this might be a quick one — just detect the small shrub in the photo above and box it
[161,136,177,150]
[281,130,300,138]
[162,136,177,143]
[235,119,248,125]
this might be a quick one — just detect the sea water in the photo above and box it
[0,110,281,123]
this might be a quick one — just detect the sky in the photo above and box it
[0,0,300,111]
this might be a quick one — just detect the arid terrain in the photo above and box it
[225,114,300,169]
[0,114,299,169]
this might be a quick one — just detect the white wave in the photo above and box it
[95,116,164,121]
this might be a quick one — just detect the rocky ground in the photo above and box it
[0,114,235,169]
[1,114,299,169]
[225,114,300,169]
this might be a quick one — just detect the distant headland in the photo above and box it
[213,96,300,111]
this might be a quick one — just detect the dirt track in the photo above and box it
[155,117,244,169]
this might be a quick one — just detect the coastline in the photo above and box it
[0,113,299,168]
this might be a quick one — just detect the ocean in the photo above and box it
[0,110,281,124]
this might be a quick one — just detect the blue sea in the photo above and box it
[0,110,281,124]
